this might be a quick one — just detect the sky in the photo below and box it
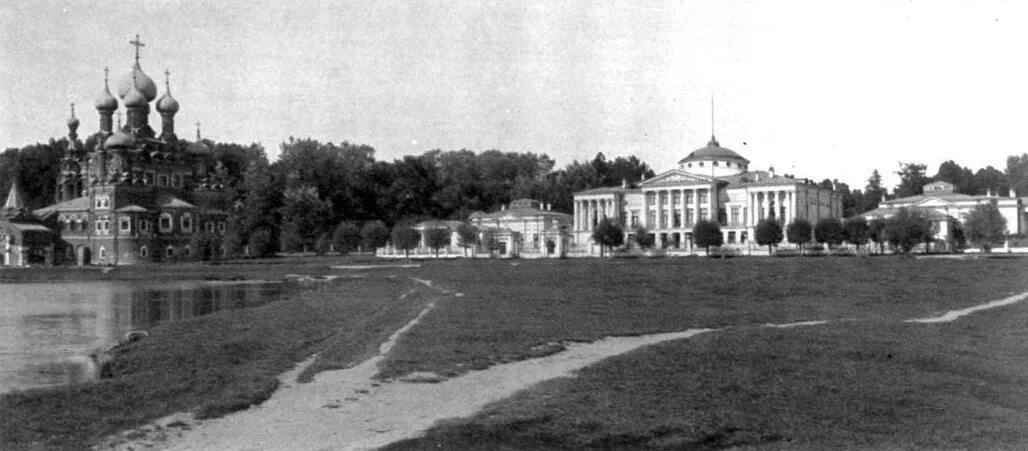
[2,0,1026,190]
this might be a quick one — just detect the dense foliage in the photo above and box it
[786,219,813,253]
[755,219,783,253]
[591,217,624,257]
[692,220,723,253]
[963,200,1008,252]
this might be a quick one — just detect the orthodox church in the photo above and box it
[572,135,843,255]
[33,36,230,265]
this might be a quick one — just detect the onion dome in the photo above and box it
[678,135,749,164]
[156,70,180,113]
[104,131,135,149]
[116,62,158,102]
[123,84,148,108]
[66,103,80,128]
[95,68,119,111]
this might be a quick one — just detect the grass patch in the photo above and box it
[378,257,1028,380]
[0,272,425,450]
[387,301,1028,450]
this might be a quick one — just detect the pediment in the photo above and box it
[639,170,711,187]
[912,197,955,208]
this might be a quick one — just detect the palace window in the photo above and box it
[180,213,193,232]
[727,231,736,243]
[671,191,680,205]
[158,175,168,187]
[730,207,740,225]
[159,213,173,232]
[184,246,192,257]
[686,209,694,225]
[205,221,214,233]
[647,211,656,228]
[698,191,708,204]
[140,245,149,258]
[630,213,639,228]
[684,191,693,204]
[218,221,226,234]
[646,192,656,206]
[165,245,175,257]
[659,213,668,229]
[672,210,681,228]
[700,208,708,220]
[98,247,107,260]
[120,217,131,232]
[172,175,182,188]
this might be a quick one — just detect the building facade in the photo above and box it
[469,199,572,258]
[862,181,1027,251]
[33,36,230,265]
[572,136,843,255]
[0,181,55,266]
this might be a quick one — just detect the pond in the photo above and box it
[0,279,299,394]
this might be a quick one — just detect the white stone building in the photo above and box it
[862,181,1027,251]
[572,136,843,255]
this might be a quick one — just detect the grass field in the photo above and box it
[2,256,1027,449]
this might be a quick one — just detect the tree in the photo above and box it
[1006,153,1028,197]
[882,208,931,256]
[865,169,885,208]
[314,234,331,256]
[843,216,869,253]
[786,219,812,254]
[479,229,499,257]
[933,160,975,194]
[332,221,362,255]
[424,227,452,258]
[634,227,655,249]
[693,220,723,255]
[894,162,930,198]
[278,185,333,253]
[247,227,276,258]
[390,224,421,259]
[814,217,845,254]
[360,220,390,253]
[963,200,1007,252]
[455,223,478,257]
[591,217,624,257]
[755,219,783,254]
[868,218,887,255]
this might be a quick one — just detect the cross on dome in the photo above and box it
[129,34,145,63]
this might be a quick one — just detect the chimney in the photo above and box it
[755,173,760,182]
[501,204,506,211]
[621,179,627,188]
[768,166,775,178]
[1008,188,1014,198]
[546,203,551,211]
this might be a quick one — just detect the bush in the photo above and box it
[247,228,276,258]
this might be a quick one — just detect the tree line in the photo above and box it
[1,137,1024,256]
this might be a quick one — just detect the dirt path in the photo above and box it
[101,286,1028,450]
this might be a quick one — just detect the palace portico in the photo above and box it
[572,136,843,255]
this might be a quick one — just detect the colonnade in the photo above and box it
[573,197,620,231]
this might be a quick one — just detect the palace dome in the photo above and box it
[679,136,749,164]
[116,63,158,102]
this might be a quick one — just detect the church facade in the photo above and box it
[34,36,230,265]
[572,136,843,255]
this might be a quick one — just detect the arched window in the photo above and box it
[184,246,192,257]
[180,213,193,232]
[159,213,173,232]
[98,246,107,260]
[165,245,175,257]
[140,245,149,258]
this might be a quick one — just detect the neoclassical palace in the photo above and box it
[572,136,843,254]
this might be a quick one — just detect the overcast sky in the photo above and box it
[2,0,1026,190]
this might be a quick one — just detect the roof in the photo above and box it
[862,206,953,221]
[35,196,92,216]
[471,207,571,221]
[9,222,52,233]
[575,186,639,196]
[160,197,196,209]
[116,204,150,213]
[678,136,749,164]
[3,180,24,210]
[415,220,464,230]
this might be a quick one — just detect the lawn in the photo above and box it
[2,256,1027,450]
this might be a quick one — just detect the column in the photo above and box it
[573,200,580,231]
[641,190,650,228]
[693,188,700,224]
[680,188,687,230]
[656,190,664,230]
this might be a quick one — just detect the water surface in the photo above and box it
[0,280,295,394]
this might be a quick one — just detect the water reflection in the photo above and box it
[0,280,293,394]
